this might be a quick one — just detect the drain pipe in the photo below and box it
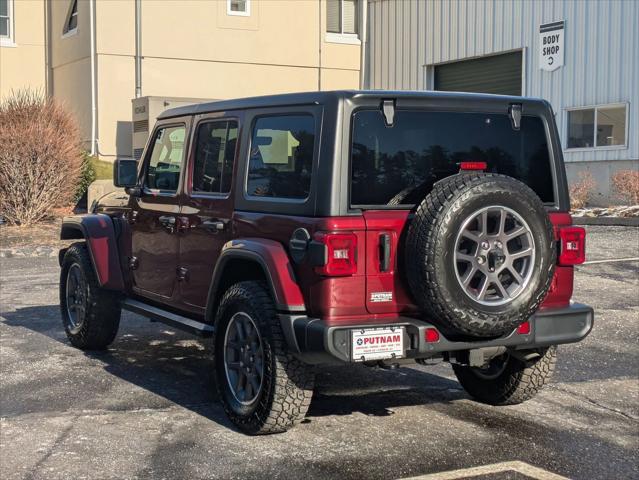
[359,0,367,89]
[135,0,142,98]
[318,0,322,91]
[89,0,97,155]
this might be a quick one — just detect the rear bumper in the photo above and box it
[279,303,594,365]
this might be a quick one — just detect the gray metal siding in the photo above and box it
[366,0,639,163]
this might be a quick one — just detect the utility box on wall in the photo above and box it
[131,96,214,160]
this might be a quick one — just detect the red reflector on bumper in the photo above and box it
[425,328,440,343]
[517,321,531,335]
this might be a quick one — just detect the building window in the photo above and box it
[63,0,78,36]
[227,0,250,17]
[0,0,14,46]
[567,104,628,149]
[327,0,358,36]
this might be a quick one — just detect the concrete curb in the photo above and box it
[573,216,639,227]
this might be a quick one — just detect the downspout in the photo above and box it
[89,0,97,156]
[135,0,142,98]
[359,0,367,89]
[43,0,51,95]
[318,0,322,91]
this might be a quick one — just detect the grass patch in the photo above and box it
[90,157,113,180]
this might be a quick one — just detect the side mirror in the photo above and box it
[113,158,138,188]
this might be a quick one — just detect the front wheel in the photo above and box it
[214,281,315,434]
[452,346,557,405]
[59,242,121,350]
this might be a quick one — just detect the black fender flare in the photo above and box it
[205,239,307,352]
[60,214,125,291]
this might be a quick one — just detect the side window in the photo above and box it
[192,120,238,194]
[145,125,186,192]
[247,115,315,200]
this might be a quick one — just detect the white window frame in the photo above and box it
[227,0,250,17]
[326,0,360,45]
[0,0,15,47]
[565,102,629,152]
[62,0,78,38]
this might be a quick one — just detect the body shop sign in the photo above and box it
[539,20,564,71]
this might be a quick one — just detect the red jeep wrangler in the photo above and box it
[59,91,593,434]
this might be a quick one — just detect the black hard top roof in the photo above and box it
[157,90,548,120]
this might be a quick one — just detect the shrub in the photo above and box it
[74,153,97,203]
[0,89,83,225]
[91,157,115,180]
[569,171,596,209]
[611,170,639,205]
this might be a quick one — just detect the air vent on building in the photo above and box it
[133,148,144,160]
[133,119,149,133]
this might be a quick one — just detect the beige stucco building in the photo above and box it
[1,0,362,159]
[0,0,47,96]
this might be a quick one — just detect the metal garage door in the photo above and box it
[434,51,522,96]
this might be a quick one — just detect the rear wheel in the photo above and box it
[59,242,121,350]
[453,346,557,405]
[214,281,315,434]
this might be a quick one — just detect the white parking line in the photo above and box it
[400,460,570,480]
[582,257,639,265]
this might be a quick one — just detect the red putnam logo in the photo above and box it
[363,334,401,345]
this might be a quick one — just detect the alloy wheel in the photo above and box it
[454,205,536,306]
[223,312,265,405]
[65,263,87,332]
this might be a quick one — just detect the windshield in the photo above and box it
[350,110,555,207]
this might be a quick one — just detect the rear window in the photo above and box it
[350,110,555,206]
[246,115,315,200]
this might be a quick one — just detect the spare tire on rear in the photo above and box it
[405,173,556,338]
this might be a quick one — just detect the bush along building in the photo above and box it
[363,0,638,205]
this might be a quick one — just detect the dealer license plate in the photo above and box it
[351,327,405,362]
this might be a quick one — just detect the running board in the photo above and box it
[122,298,214,337]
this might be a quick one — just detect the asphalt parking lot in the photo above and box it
[1,226,637,480]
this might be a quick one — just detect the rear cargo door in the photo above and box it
[363,210,416,314]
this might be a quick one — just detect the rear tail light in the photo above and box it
[558,226,586,265]
[314,232,358,276]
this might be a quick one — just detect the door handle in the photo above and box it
[200,219,226,233]
[158,215,177,233]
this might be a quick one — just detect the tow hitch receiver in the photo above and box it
[464,347,507,368]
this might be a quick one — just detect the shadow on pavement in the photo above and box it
[1,305,464,425]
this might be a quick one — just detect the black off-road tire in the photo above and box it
[59,242,121,350]
[214,281,315,435]
[405,173,556,338]
[453,346,557,405]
